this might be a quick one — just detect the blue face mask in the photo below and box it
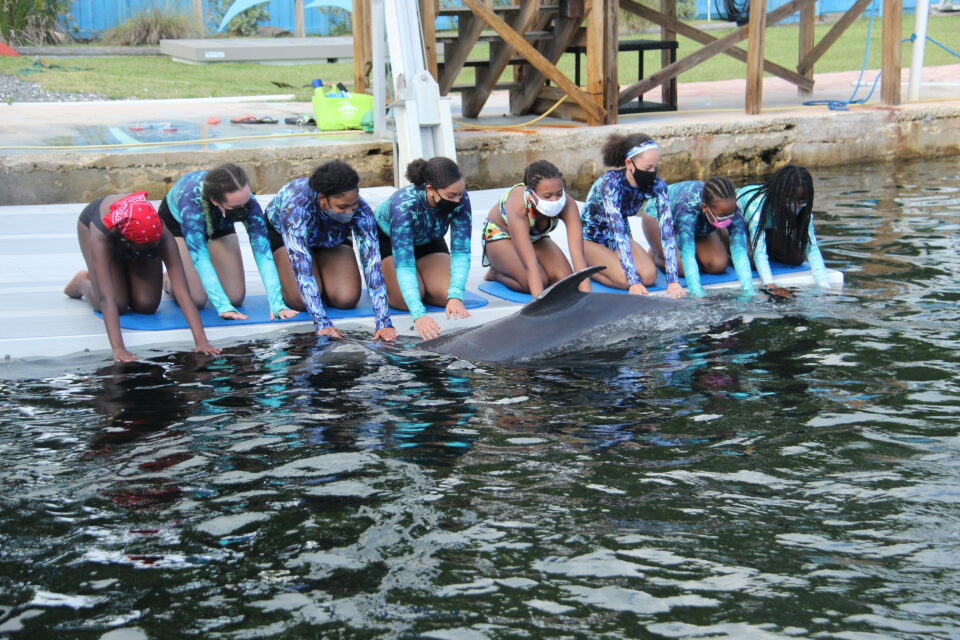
[323,209,354,225]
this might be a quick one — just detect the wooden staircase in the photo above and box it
[432,1,585,119]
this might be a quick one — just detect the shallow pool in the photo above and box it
[1,158,959,639]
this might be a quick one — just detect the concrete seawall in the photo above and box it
[2,101,958,205]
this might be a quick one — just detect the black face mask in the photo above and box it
[435,195,459,214]
[632,168,657,191]
[222,200,252,223]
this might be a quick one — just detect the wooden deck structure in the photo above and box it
[351,0,905,125]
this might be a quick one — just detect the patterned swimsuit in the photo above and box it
[579,170,679,287]
[480,184,558,267]
[265,177,392,332]
[162,170,286,315]
[737,185,830,289]
[373,185,472,321]
[647,180,754,297]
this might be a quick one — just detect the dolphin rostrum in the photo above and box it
[420,266,688,363]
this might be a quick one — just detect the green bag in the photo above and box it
[311,88,374,131]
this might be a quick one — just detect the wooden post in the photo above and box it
[421,0,438,81]
[745,0,767,114]
[461,0,604,122]
[194,0,204,35]
[798,0,814,95]
[352,0,371,91]
[295,0,305,37]
[881,0,902,105]
[659,0,677,107]
[586,0,618,125]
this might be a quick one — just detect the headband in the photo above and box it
[625,141,660,160]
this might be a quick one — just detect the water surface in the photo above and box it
[1,158,959,639]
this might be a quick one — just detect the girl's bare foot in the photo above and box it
[64,270,88,298]
[484,268,496,281]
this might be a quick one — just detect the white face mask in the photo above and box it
[531,191,567,218]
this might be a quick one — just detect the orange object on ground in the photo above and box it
[207,117,221,125]
[0,43,19,57]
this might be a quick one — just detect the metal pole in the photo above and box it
[908,0,929,101]
[372,0,387,138]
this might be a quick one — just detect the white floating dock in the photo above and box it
[159,37,353,64]
[0,187,842,363]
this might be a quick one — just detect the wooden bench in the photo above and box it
[565,39,679,114]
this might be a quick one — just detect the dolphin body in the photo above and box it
[420,266,688,363]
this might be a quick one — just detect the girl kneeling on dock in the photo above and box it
[737,164,831,297]
[643,177,755,298]
[159,163,297,321]
[265,160,397,341]
[579,133,684,298]
[65,192,220,362]
[375,157,472,341]
[482,160,590,298]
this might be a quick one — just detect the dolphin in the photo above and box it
[420,266,689,363]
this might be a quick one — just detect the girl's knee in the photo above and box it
[283,292,307,312]
[702,255,729,274]
[130,298,160,315]
[326,288,360,310]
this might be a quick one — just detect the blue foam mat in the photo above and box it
[478,262,812,304]
[98,290,488,331]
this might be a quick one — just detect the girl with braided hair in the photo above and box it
[481,160,590,297]
[64,192,221,362]
[265,160,396,341]
[737,164,830,296]
[579,133,685,299]
[158,163,297,321]
[643,177,755,298]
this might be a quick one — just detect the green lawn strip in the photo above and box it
[0,56,354,100]
[1,14,955,100]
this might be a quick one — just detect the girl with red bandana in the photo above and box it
[64,192,221,362]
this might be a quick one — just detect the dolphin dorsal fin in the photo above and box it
[520,266,604,317]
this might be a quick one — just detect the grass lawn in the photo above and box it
[0,13,956,101]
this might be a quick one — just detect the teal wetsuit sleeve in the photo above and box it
[805,219,831,288]
[601,176,642,287]
[354,201,393,330]
[447,193,472,301]
[739,187,774,286]
[729,213,755,294]
[179,198,236,314]
[244,198,287,315]
[653,179,680,284]
[388,192,428,320]
[674,203,704,298]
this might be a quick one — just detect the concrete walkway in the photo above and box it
[1,64,958,205]
[2,64,958,151]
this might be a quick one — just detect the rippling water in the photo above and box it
[2,158,959,639]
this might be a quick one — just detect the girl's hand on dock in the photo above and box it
[220,310,249,321]
[194,342,221,356]
[445,298,471,320]
[373,327,398,342]
[317,326,345,339]
[665,282,685,299]
[113,349,138,363]
[272,308,300,320]
[628,283,648,296]
[415,316,442,341]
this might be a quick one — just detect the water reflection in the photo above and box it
[1,158,960,638]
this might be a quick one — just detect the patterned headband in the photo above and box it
[626,141,660,159]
